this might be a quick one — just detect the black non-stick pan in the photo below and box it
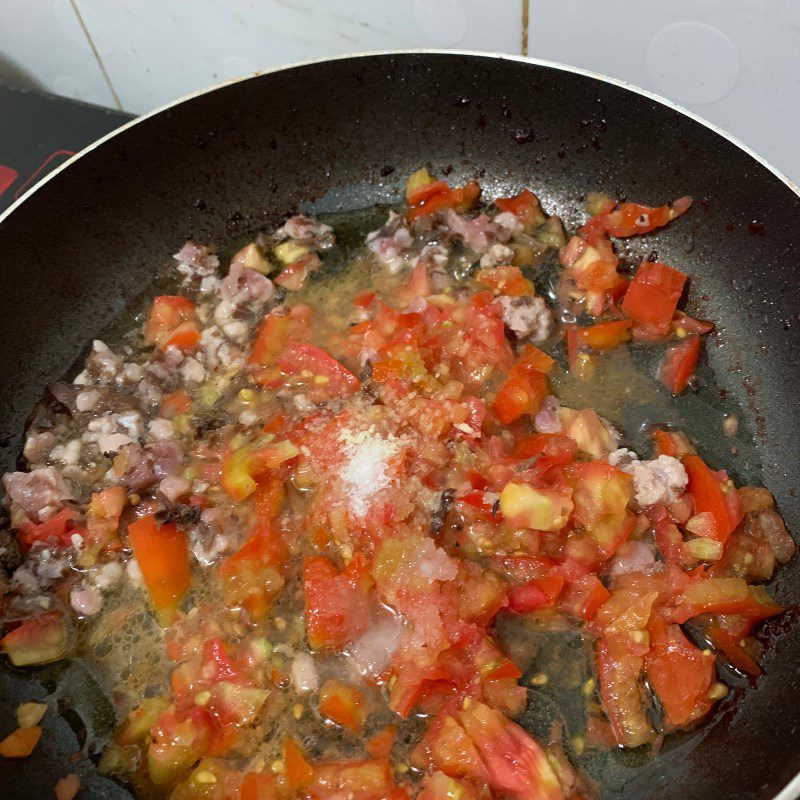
[1,52,799,800]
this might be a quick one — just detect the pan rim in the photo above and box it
[1,47,798,800]
[0,49,798,232]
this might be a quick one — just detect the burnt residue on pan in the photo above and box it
[0,54,799,800]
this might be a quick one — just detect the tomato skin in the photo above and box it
[596,639,655,748]
[645,622,714,729]
[660,336,701,394]
[672,578,782,625]
[127,514,190,624]
[621,261,687,334]
[507,576,565,614]
[706,625,762,676]
[457,701,564,800]
[683,455,743,543]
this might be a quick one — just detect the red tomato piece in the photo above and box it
[0,610,67,667]
[457,701,565,800]
[601,197,692,237]
[283,737,314,789]
[683,455,743,543]
[645,622,714,729]
[144,296,198,352]
[706,625,762,676]
[571,319,632,352]
[621,261,687,334]
[559,574,610,621]
[278,341,360,395]
[475,265,534,297]
[660,336,701,394]
[494,188,542,224]
[407,181,481,221]
[596,639,655,748]
[17,507,78,553]
[318,679,367,732]
[128,514,190,624]
[493,371,547,425]
[672,578,782,625]
[240,773,278,800]
[303,555,372,650]
[507,576,565,614]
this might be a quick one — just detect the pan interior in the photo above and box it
[1,53,799,800]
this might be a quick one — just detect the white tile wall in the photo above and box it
[0,0,116,106]
[528,0,800,184]
[1,1,799,183]
[72,0,522,114]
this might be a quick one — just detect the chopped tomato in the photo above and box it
[248,305,311,370]
[145,296,199,352]
[645,621,714,729]
[310,757,405,800]
[706,625,762,676]
[407,180,481,221]
[283,737,314,790]
[0,610,66,667]
[516,343,556,374]
[596,639,654,748]
[570,319,632,352]
[457,701,564,800]
[0,726,42,758]
[303,555,372,650]
[559,574,610,621]
[507,576,565,614]
[318,679,367,732]
[599,197,692,238]
[566,462,632,557]
[278,341,360,396]
[621,261,687,334]
[683,455,743,543]
[128,514,190,624]
[475,265,534,297]
[660,335,701,394]
[672,578,782,625]
[240,773,278,800]
[493,371,547,424]
[17,507,78,553]
[221,440,299,501]
[160,389,193,419]
[495,189,544,227]
[652,428,695,458]
[499,482,573,532]
[147,707,215,785]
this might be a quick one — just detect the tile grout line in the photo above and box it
[68,0,124,111]
[521,0,529,56]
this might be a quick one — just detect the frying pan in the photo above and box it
[0,52,799,800]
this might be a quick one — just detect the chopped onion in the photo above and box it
[291,651,318,694]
